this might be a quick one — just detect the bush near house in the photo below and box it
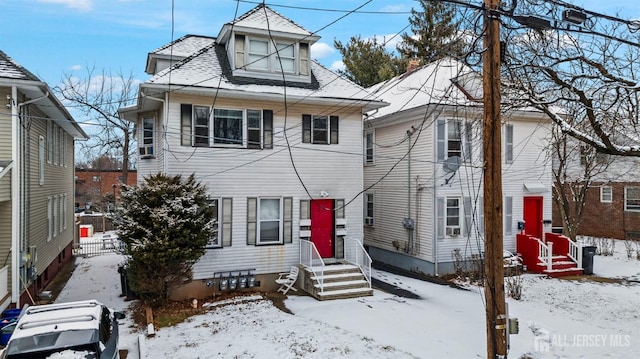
[113,173,216,307]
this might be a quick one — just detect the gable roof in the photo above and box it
[0,50,88,139]
[367,58,479,119]
[217,4,319,44]
[0,50,40,81]
[139,42,383,110]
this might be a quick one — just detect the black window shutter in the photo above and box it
[330,116,339,144]
[302,114,311,143]
[263,110,273,149]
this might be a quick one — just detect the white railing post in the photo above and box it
[577,241,583,269]
[547,242,553,271]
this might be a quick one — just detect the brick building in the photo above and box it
[552,181,640,240]
[75,169,137,210]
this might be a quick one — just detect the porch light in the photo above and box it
[319,191,329,198]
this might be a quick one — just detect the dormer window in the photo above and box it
[232,33,311,81]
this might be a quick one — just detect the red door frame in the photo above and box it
[310,199,334,258]
[523,196,543,239]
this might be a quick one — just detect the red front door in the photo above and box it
[310,199,334,258]
[523,196,543,239]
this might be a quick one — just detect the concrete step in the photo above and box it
[313,279,370,291]
[316,287,374,301]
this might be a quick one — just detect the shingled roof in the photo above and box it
[0,50,40,81]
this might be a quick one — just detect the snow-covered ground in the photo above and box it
[56,237,640,359]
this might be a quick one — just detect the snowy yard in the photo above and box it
[56,242,640,359]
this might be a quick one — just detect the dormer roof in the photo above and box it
[217,4,319,45]
[145,35,216,75]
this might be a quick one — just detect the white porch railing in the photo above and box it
[344,237,372,288]
[299,239,325,292]
[567,239,583,269]
[537,238,553,271]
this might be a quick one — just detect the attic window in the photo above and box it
[233,34,311,80]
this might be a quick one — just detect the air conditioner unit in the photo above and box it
[365,218,374,226]
[139,145,154,158]
[446,227,461,236]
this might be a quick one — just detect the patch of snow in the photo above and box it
[56,242,640,359]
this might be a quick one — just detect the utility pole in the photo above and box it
[483,0,507,357]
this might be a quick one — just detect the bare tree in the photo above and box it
[56,66,138,184]
[502,2,640,157]
[551,124,612,241]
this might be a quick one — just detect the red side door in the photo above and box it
[523,196,543,239]
[310,199,334,258]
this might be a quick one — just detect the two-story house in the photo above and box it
[363,58,553,275]
[119,5,386,300]
[0,50,88,309]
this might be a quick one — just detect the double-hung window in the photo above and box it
[601,186,612,203]
[364,193,374,225]
[181,104,273,149]
[247,39,269,70]
[302,114,339,144]
[206,198,233,248]
[276,43,295,73]
[247,197,293,245]
[446,198,461,237]
[437,119,472,163]
[365,131,374,164]
[140,116,155,157]
[625,187,640,212]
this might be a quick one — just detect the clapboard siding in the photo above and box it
[137,94,365,277]
[0,88,12,160]
[365,107,552,270]
[25,113,75,278]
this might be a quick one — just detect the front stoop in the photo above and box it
[537,255,584,277]
[299,263,373,301]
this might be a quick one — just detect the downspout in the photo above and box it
[432,116,438,277]
[12,89,51,306]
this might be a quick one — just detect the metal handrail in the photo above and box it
[299,239,325,292]
[344,237,372,288]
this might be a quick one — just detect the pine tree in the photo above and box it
[397,0,466,63]
[334,36,405,88]
[113,173,216,307]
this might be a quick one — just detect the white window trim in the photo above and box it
[257,197,283,245]
[365,131,375,165]
[445,197,462,237]
[437,119,473,163]
[364,193,374,225]
[193,107,267,149]
[38,136,45,185]
[206,199,221,248]
[624,187,640,212]
[600,186,612,203]
[47,196,53,241]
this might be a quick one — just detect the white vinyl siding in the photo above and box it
[436,119,473,163]
[38,136,45,185]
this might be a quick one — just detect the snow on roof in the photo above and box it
[226,4,313,37]
[150,34,216,58]
[145,43,381,105]
[367,58,478,119]
[0,49,40,81]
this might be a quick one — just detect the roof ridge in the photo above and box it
[0,49,41,81]
[152,42,218,80]
[150,34,216,55]
[230,4,311,35]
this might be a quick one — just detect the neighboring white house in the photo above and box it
[363,58,553,275]
[119,4,386,299]
[0,50,88,309]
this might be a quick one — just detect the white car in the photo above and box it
[1,300,124,359]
